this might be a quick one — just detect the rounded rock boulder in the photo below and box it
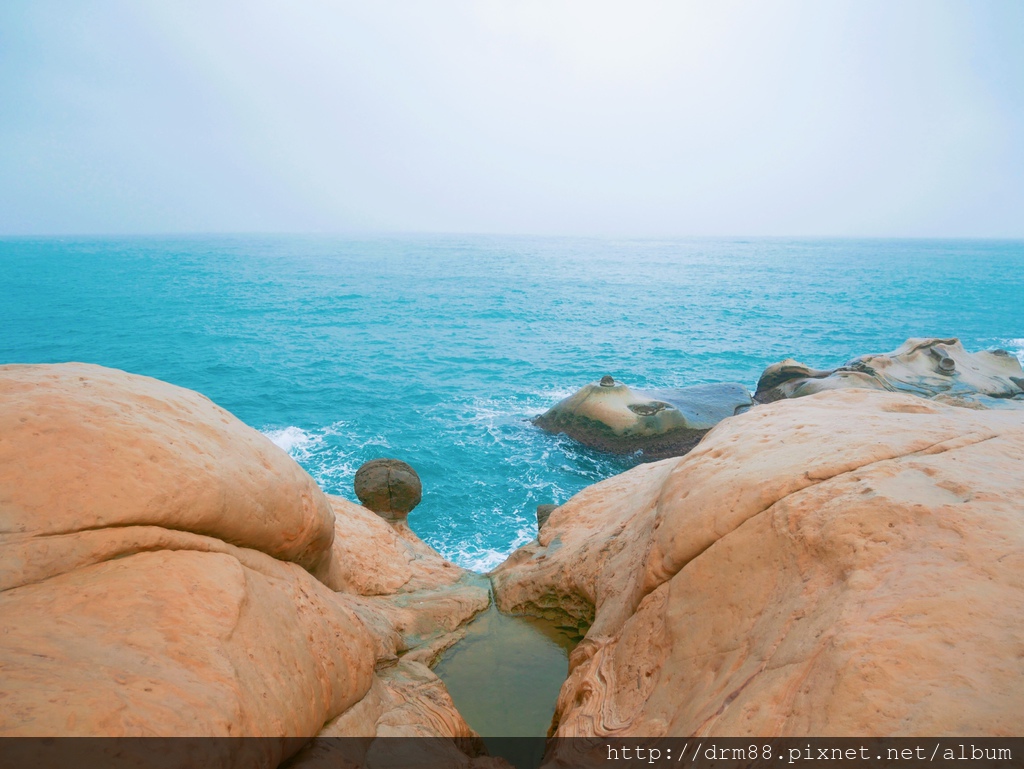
[354,458,423,520]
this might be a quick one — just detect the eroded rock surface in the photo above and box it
[755,338,1024,408]
[494,388,1024,737]
[0,363,492,766]
[533,378,752,459]
[329,496,490,667]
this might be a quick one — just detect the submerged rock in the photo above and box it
[354,457,423,520]
[755,337,1024,408]
[494,388,1024,737]
[533,377,752,459]
[0,364,491,763]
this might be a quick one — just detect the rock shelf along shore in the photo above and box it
[1,341,1023,764]
[532,338,1024,460]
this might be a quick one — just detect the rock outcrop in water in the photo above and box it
[0,364,493,766]
[755,338,1024,408]
[493,388,1024,737]
[533,377,752,459]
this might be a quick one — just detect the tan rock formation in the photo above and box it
[0,548,374,737]
[493,388,1024,737]
[328,495,491,666]
[0,363,491,765]
[0,362,336,586]
[754,338,1024,408]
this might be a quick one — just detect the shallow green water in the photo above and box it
[433,606,576,738]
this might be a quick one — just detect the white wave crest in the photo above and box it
[1004,338,1024,367]
[262,426,320,458]
[440,524,537,574]
[451,547,520,574]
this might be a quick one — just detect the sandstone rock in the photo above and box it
[0,548,374,738]
[494,388,1024,737]
[0,362,335,581]
[369,660,483,739]
[533,378,752,458]
[325,494,490,663]
[325,495,415,595]
[0,363,487,759]
[755,338,1024,407]
[354,458,423,519]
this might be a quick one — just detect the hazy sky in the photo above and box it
[1,1,1022,237]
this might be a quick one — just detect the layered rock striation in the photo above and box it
[755,338,1024,408]
[493,388,1024,737]
[0,364,492,766]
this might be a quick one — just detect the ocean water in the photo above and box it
[2,235,1022,571]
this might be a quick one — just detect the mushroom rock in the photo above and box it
[0,363,490,763]
[755,338,1024,408]
[341,460,489,660]
[532,377,753,459]
[354,458,423,521]
[493,388,1024,737]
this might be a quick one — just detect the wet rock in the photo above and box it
[755,338,1024,408]
[354,458,423,520]
[533,379,752,459]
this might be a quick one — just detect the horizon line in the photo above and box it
[2,230,1024,243]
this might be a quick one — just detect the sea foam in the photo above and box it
[1005,338,1024,367]
[263,426,319,458]
[443,524,538,573]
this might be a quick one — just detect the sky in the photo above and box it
[0,0,1022,237]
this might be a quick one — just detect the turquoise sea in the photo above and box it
[2,236,1021,570]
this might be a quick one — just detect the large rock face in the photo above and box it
[493,388,1024,737]
[0,363,336,581]
[0,364,491,766]
[533,378,752,459]
[755,338,1024,408]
